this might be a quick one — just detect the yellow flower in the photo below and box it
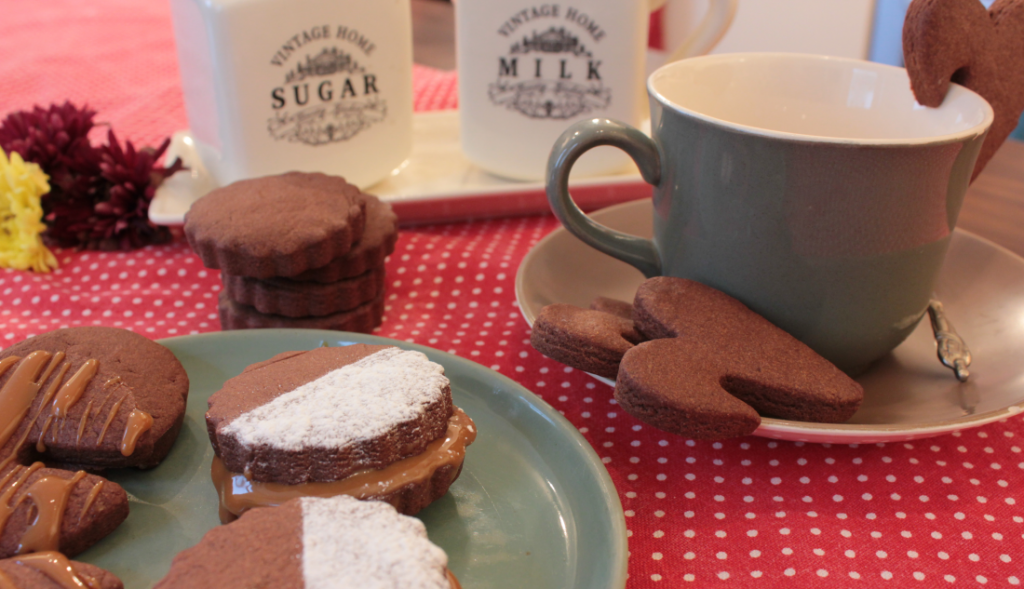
[0,148,58,272]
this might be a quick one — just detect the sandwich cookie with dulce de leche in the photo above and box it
[206,344,476,522]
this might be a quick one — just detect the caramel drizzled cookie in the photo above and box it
[616,277,863,439]
[184,172,368,278]
[155,495,459,589]
[0,551,123,589]
[0,327,189,470]
[0,326,189,557]
[206,345,475,521]
[0,465,127,560]
[530,304,643,379]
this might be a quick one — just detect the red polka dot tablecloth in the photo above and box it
[2,1,1024,587]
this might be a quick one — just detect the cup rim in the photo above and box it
[646,52,995,146]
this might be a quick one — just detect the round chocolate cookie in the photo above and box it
[0,326,190,470]
[154,496,458,589]
[184,172,368,278]
[0,327,177,559]
[218,292,384,332]
[222,265,385,318]
[289,194,398,283]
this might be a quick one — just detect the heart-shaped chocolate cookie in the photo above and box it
[903,0,1024,180]
[616,277,864,439]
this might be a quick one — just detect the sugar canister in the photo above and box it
[169,0,413,188]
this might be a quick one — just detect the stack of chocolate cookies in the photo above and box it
[184,172,397,332]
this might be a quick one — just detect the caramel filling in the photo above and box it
[212,407,477,523]
[0,463,96,555]
[1,551,101,589]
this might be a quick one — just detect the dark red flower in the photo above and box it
[2,101,186,250]
[0,101,100,207]
[55,130,185,250]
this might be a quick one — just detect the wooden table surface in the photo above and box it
[959,139,1024,256]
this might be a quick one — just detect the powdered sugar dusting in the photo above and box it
[301,496,450,589]
[223,348,448,451]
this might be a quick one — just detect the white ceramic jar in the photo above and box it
[455,0,735,181]
[169,0,413,188]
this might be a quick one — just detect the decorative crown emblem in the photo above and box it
[510,27,592,58]
[285,47,364,83]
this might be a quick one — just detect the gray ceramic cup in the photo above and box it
[546,53,993,375]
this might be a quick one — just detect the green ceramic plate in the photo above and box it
[74,329,626,589]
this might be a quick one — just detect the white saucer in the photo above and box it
[516,199,1024,443]
[150,111,650,226]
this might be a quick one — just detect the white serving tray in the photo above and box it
[150,111,652,226]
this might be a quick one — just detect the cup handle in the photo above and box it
[664,0,738,62]
[546,118,663,278]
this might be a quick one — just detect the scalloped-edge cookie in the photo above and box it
[290,194,398,283]
[222,266,385,318]
[184,172,367,278]
[218,292,384,333]
[154,495,460,589]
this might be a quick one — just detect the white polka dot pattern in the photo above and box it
[3,217,1022,586]
[0,245,221,340]
[2,2,1022,585]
